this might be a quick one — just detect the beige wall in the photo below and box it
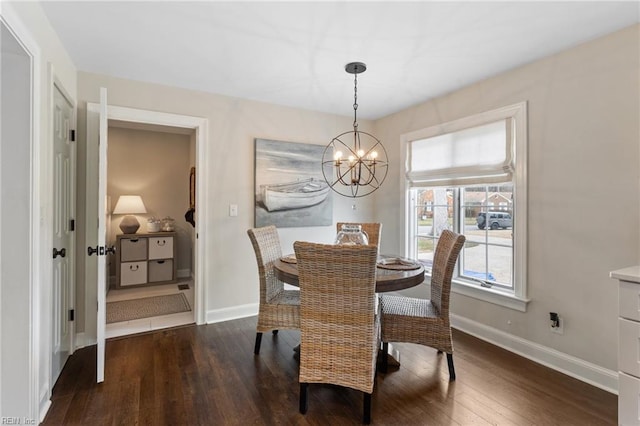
[373,24,640,371]
[107,126,193,278]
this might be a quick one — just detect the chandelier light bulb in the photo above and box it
[357,149,365,158]
[334,150,343,160]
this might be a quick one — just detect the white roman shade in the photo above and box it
[406,118,515,187]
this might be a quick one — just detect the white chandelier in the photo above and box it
[322,62,388,198]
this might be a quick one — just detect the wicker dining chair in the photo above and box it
[379,229,465,381]
[336,222,382,248]
[294,241,380,425]
[247,225,300,355]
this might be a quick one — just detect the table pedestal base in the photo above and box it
[378,342,400,371]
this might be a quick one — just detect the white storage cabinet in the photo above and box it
[611,265,640,425]
[116,232,177,288]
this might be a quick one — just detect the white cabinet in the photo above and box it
[148,236,174,259]
[116,232,177,288]
[120,261,148,286]
[611,265,640,425]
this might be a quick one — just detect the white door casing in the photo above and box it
[84,88,109,384]
[51,82,75,384]
[96,88,108,383]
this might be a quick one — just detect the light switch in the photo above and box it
[229,204,238,217]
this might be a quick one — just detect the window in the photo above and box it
[402,102,529,311]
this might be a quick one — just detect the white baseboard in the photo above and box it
[206,303,258,324]
[74,332,96,350]
[39,383,51,423]
[39,397,51,423]
[177,268,191,279]
[451,313,618,394]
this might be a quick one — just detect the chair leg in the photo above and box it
[380,342,389,373]
[363,392,372,424]
[299,383,308,414]
[446,353,456,381]
[254,332,263,355]
[272,329,278,335]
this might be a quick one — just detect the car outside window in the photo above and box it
[410,185,513,290]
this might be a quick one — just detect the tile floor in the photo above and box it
[105,280,195,339]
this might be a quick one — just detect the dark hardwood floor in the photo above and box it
[42,317,616,425]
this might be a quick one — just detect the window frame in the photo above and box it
[401,102,529,312]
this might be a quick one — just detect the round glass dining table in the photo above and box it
[274,254,425,292]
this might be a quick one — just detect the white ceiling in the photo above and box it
[40,1,639,120]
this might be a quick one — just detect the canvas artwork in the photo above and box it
[255,138,332,228]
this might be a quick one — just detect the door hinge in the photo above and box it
[69,309,75,321]
[70,219,75,231]
[69,129,76,142]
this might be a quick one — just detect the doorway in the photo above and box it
[85,102,208,367]
[105,122,196,338]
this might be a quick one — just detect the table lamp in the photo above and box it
[113,195,147,234]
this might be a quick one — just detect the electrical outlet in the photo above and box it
[550,315,564,335]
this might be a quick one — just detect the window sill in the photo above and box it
[451,279,530,312]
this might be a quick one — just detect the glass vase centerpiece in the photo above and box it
[335,224,369,245]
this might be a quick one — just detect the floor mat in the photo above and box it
[107,293,191,324]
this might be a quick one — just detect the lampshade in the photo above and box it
[113,195,147,234]
[113,195,147,215]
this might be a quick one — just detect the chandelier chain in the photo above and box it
[353,73,358,130]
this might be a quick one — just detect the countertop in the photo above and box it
[610,265,640,283]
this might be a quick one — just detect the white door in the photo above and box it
[96,87,108,383]
[51,83,75,383]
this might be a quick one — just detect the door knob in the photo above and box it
[53,247,66,259]
[87,245,115,256]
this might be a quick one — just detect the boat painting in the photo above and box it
[255,138,332,228]
[261,178,329,212]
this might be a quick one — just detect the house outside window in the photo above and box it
[401,102,529,311]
